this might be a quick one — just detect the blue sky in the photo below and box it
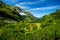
[1,0,60,17]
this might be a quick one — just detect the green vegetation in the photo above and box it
[0,1,60,40]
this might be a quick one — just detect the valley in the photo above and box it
[0,1,60,40]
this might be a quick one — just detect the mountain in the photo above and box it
[50,9,60,20]
[40,9,60,27]
[41,9,60,21]
[13,6,37,22]
[0,1,37,24]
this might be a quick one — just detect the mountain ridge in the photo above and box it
[0,1,37,23]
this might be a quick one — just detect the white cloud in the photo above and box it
[15,0,47,5]
[15,3,30,10]
[18,2,36,5]
[15,0,47,10]
[29,6,60,11]
[14,0,47,11]
[15,4,26,9]
[15,2,36,5]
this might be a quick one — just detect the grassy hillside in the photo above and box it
[0,1,21,21]
[40,9,60,27]
[51,10,60,20]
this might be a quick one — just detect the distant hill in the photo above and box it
[40,9,60,27]
[50,9,60,20]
